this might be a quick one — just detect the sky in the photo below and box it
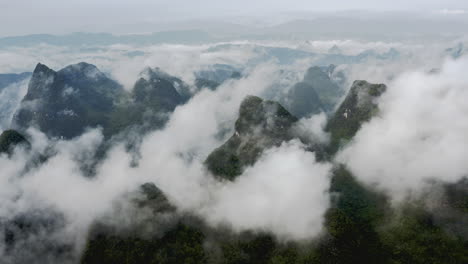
[1,0,468,36]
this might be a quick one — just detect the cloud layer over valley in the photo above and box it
[1,35,467,263]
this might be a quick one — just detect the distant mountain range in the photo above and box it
[0,30,213,48]
[2,13,467,45]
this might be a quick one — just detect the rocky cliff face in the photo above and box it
[11,64,192,139]
[108,67,189,136]
[0,129,30,155]
[205,96,298,180]
[12,62,124,139]
[326,80,386,154]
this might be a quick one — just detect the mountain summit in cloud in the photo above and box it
[12,62,123,139]
[1,3,468,264]
[205,95,299,180]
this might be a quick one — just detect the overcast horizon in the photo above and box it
[2,0,468,37]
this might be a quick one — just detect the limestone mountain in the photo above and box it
[194,78,220,91]
[0,129,30,155]
[205,96,299,180]
[12,62,124,139]
[108,67,188,135]
[194,64,242,91]
[11,64,191,140]
[134,68,188,108]
[302,66,343,111]
[282,81,325,119]
[195,64,242,84]
[326,80,386,154]
[281,66,343,119]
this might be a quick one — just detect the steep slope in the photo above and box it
[133,68,187,109]
[12,62,124,139]
[195,64,241,84]
[326,80,386,154]
[282,81,325,119]
[108,67,187,135]
[194,64,242,92]
[205,96,298,180]
[194,78,220,91]
[80,183,207,264]
[0,129,30,155]
[302,66,343,111]
[281,66,343,119]
[140,67,192,101]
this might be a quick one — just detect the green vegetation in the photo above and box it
[326,80,386,154]
[315,166,390,264]
[205,96,298,180]
[82,223,207,264]
[380,204,468,264]
[14,70,463,263]
[13,63,188,140]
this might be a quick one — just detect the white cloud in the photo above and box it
[438,9,466,15]
[338,57,468,201]
[203,141,331,240]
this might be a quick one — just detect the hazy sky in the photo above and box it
[1,0,468,36]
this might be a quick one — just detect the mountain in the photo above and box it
[282,81,324,119]
[80,183,205,264]
[12,62,124,139]
[205,96,298,180]
[195,64,242,84]
[194,78,220,91]
[280,65,343,119]
[303,66,343,106]
[0,31,213,48]
[446,42,465,59]
[328,45,342,54]
[0,72,32,92]
[11,63,193,140]
[0,130,29,155]
[108,67,188,135]
[134,68,187,110]
[322,64,347,88]
[194,64,242,91]
[326,80,386,154]
[2,210,70,264]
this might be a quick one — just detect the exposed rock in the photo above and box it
[205,96,298,180]
[326,80,386,154]
[12,62,124,139]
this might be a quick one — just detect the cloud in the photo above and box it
[0,78,30,131]
[338,57,468,201]
[202,140,331,240]
[1,37,465,262]
[293,113,330,144]
[0,43,258,91]
[0,60,334,263]
[438,9,466,15]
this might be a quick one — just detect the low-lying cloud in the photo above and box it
[338,57,468,201]
[0,61,334,263]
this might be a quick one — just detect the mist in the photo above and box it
[1,4,467,262]
[338,56,468,201]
